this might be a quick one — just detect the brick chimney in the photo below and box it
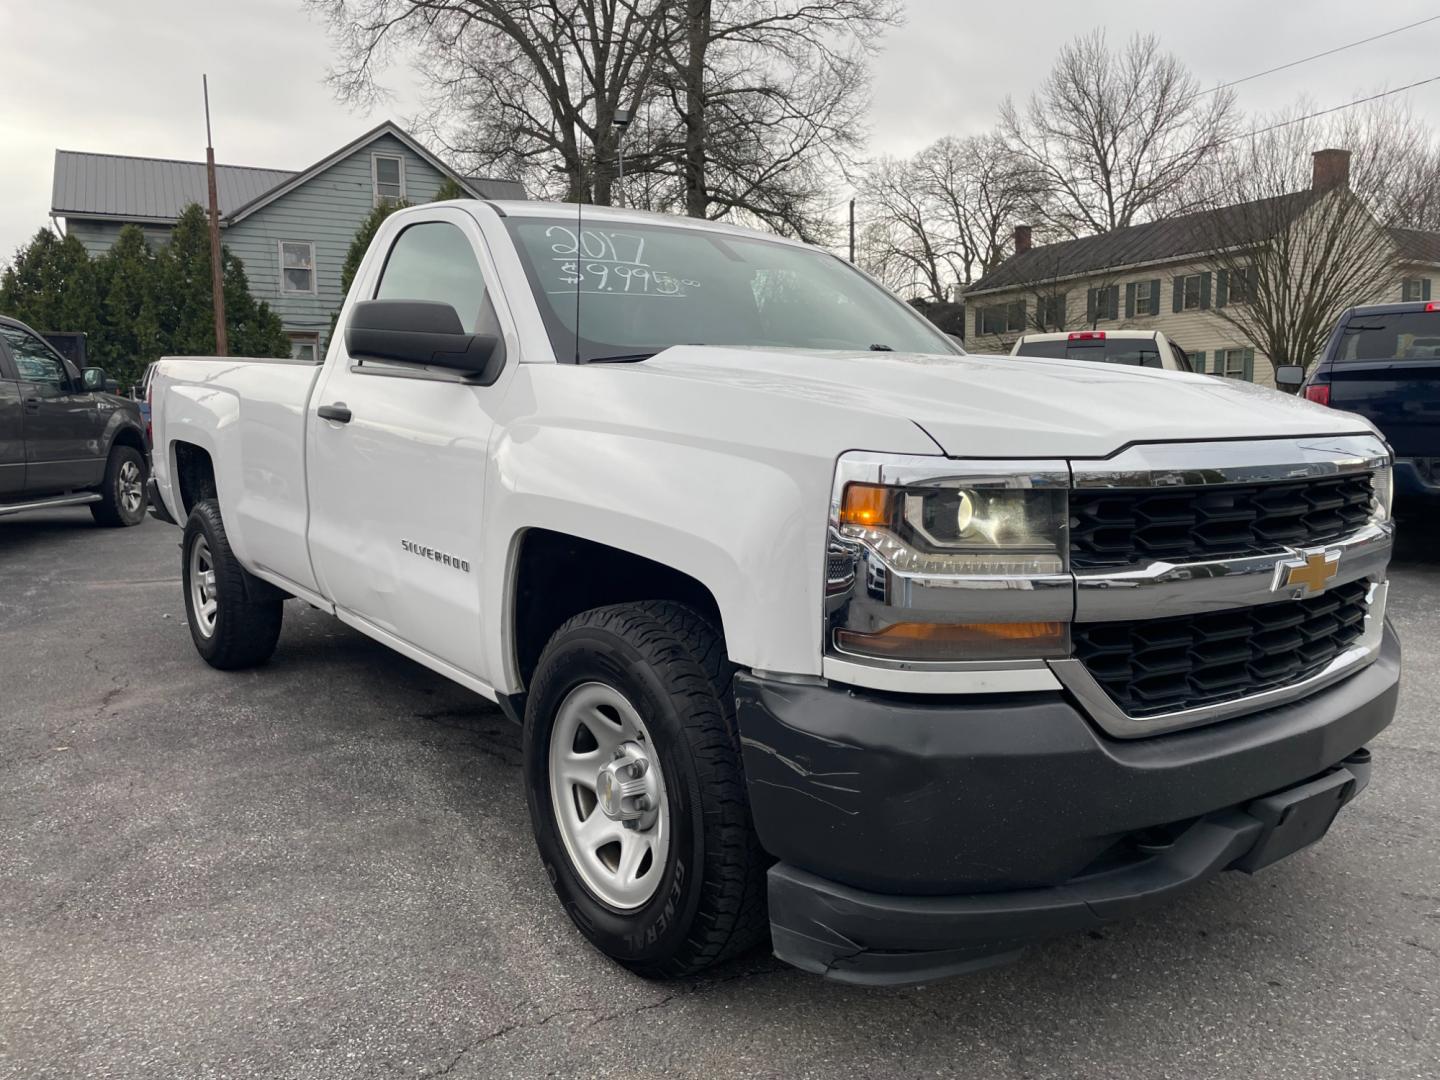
[1312,148,1351,191]
[1014,224,1033,255]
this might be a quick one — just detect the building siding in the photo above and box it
[223,133,452,348]
[67,219,172,257]
[60,132,455,351]
[966,254,1440,388]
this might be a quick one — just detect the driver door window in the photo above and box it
[0,326,68,395]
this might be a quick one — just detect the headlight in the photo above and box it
[1371,464,1393,522]
[838,482,1067,576]
[826,454,1072,665]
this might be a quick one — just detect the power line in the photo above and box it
[1220,74,1440,144]
[1195,14,1440,99]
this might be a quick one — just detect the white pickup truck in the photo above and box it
[148,200,1401,985]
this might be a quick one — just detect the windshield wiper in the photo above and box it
[869,343,894,351]
[585,352,658,364]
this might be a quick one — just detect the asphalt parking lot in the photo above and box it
[1,509,1437,1080]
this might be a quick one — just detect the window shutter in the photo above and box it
[1200,272,1212,310]
[1172,278,1184,313]
[1086,288,1097,324]
[1193,350,1206,373]
[1148,279,1160,315]
[1125,282,1136,319]
[1427,279,1434,301]
[1215,270,1228,309]
[1243,348,1255,382]
[1108,286,1120,321]
[1055,292,1067,328]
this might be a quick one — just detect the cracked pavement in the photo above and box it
[2,508,1438,1079]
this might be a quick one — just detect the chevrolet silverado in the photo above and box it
[147,200,1401,985]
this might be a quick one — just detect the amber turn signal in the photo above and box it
[835,620,1068,662]
[839,483,891,527]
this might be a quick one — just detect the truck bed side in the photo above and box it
[152,356,326,597]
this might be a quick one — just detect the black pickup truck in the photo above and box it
[1294,302,1440,508]
[0,315,149,525]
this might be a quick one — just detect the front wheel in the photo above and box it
[90,445,147,527]
[181,500,284,669]
[523,601,768,978]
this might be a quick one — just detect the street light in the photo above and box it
[613,108,633,207]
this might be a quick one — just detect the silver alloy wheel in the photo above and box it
[548,682,670,910]
[189,536,218,638]
[118,459,143,514]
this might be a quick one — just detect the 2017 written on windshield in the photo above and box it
[546,226,700,297]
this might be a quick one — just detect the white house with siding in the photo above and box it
[50,122,524,361]
[963,150,1440,386]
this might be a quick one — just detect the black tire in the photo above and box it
[90,444,148,527]
[181,499,284,670]
[523,601,769,978]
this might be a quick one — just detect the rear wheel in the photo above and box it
[523,601,768,978]
[90,445,147,527]
[182,500,284,669]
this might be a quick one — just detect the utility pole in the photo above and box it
[848,199,855,263]
[203,75,228,356]
[613,108,633,208]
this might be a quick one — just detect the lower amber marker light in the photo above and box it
[834,620,1067,662]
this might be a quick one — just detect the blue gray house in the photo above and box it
[50,121,524,360]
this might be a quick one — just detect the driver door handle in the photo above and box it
[317,403,352,424]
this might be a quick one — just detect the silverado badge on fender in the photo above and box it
[401,539,471,573]
[1273,549,1341,597]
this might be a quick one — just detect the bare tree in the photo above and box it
[309,0,673,205]
[857,155,957,302]
[858,132,1039,301]
[1000,30,1237,238]
[314,0,894,236]
[1187,100,1426,376]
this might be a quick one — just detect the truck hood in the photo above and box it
[636,346,1373,458]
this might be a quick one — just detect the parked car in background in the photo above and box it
[0,315,149,525]
[148,200,1397,986]
[1288,302,1440,508]
[1011,329,1195,371]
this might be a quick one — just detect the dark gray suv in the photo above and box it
[0,315,149,526]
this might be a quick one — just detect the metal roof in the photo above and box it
[52,123,529,226]
[52,150,295,223]
[967,192,1314,295]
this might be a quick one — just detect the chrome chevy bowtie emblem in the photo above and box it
[1272,549,1341,596]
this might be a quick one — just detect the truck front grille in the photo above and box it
[1069,474,1375,570]
[1073,580,1370,718]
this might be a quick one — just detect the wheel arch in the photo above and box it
[505,528,726,702]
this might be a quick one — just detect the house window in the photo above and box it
[1037,292,1066,330]
[1181,274,1203,310]
[1228,267,1253,305]
[1086,285,1119,324]
[1214,347,1252,380]
[287,332,320,364]
[1402,277,1431,302]
[373,154,405,205]
[1135,280,1154,316]
[979,300,1026,336]
[280,241,316,294]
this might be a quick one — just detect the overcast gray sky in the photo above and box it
[4,0,1440,260]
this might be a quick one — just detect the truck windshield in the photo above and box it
[1337,312,1440,361]
[503,215,960,362]
[1015,337,1164,368]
